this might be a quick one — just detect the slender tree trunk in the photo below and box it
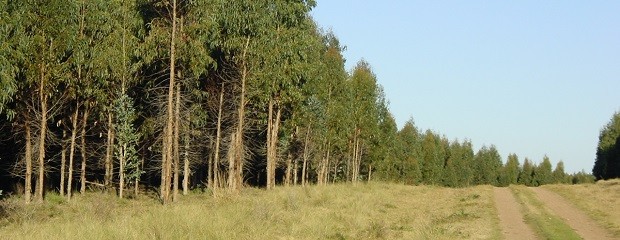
[182,111,190,196]
[267,99,274,189]
[36,61,48,203]
[301,126,310,186]
[161,0,177,204]
[293,155,298,185]
[213,83,224,194]
[119,144,125,198]
[60,130,67,196]
[24,119,32,204]
[104,111,114,191]
[228,38,250,192]
[285,152,292,186]
[80,105,89,194]
[173,83,181,202]
[324,141,331,185]
[67,105,79,200]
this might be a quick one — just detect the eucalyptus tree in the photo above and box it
[5,0,75,202]
[593,112,620,180]
[394,118,422,184]
[143,0,213,202]
[347,60,381,182]
[314,31,349,185]
[501,153,520,186]
[519,158,534,186]
[95,0,144,195]
[420,130,444,185]
[473,145,502,186]
[252,0,317,189]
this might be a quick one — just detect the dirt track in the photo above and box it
[494,187,616,240]
[493,187,537,240]
[531,187,616,240]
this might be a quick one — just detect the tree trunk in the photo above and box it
[35,61,48,203]
[182,111,190,196]
[228,38,250,192]
[213,83,224,194]
[285,152,292,186]
[173,83,181,202]
[67,105,79,200]
[161,0,177,204]
[266,101,281,189]
[301,126,310,186]
[266,99,274,189]
[119,144,125,198]
[60,130,67,196]
[24,119,32,204]
[104,111,114,192]
[80,105,89,194]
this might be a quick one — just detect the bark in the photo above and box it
[173,83,181,202]
[24,119,32,204]
[213,83,224,194]
[60,130,67,196]
[228,38,250,192]
[67,105,79,200]
[285,152,292,186]
[266,100,281,189]
[182,111,190,196]
[104,111,114,191]
[80,105,89,194]
[35,61,48,203]
[301,126,310,186]
[161,0,177,204]
[119,143,125,198]
[267,99,274,189]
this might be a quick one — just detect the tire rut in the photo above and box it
[531,187,616,240]
[493,187,537,240]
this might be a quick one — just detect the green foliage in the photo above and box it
[473,145,502,186]
[114,94,142,182]
[533,156,553,186]
[593,111,620,180]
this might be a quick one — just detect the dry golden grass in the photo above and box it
[544,179,620,237]
[0,183,500,240]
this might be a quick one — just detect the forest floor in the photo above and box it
[0,181,618,239]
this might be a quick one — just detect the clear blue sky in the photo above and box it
[311,1,620,174]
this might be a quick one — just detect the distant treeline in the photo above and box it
[593,112,620,181]
[0,0,594,204]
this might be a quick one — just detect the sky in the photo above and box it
[311,1,620,174]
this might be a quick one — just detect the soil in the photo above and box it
[531,187,616,240]
[493,187,537,240]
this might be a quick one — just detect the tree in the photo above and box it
[420,130,444,185]
[533,155,553,186]
[519,158,534,186]
[473,145,502,186]
[502,153,520,186]
[6,0,75,203]
[552,160,568,184]
[593,112,620,180]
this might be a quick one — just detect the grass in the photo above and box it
[0,183,500,240]
[544,179,620,237]
[509,185,581,240]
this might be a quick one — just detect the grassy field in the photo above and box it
[544,179,620,237]
[0,183,500,240]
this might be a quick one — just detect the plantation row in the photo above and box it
[0,0,591,204]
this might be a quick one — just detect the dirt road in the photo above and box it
[531,187,616,240]
[493,187,537,240]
